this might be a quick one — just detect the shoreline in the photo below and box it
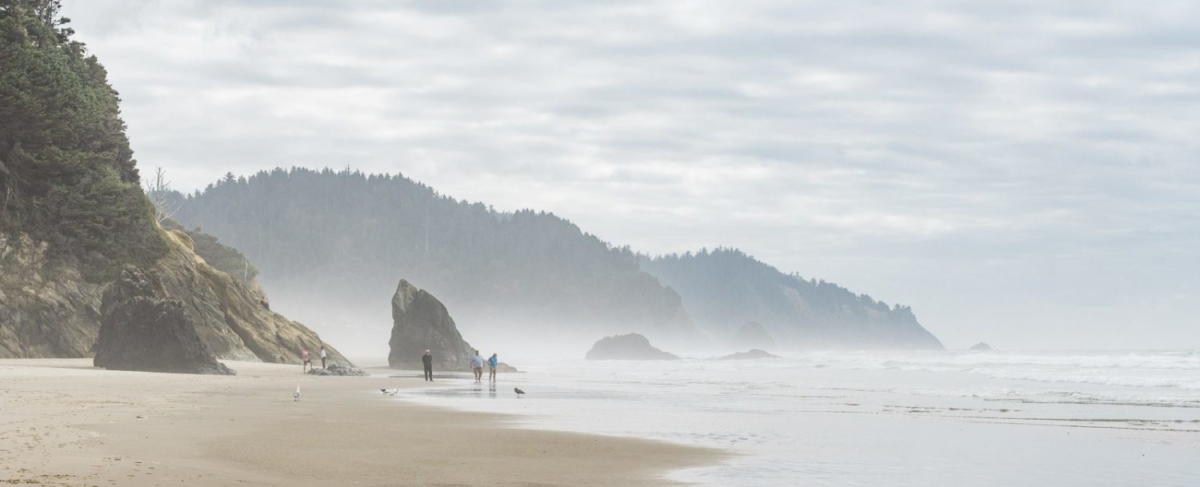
[0,359,719,487]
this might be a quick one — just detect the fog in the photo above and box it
[62,0,1200,351]
[263,282,668,364]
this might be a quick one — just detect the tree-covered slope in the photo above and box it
[0,0,166,281]
[0,2,342,362]
[172,168,694,347]
[173,168,943,351]
[641,249,943,349]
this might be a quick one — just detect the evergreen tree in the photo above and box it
[1,0,166,280]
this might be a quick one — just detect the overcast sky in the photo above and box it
[63,0,1198,349]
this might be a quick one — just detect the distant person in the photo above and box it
[422,350,434,381]
[488,353,498,383]
[470,350,485,383]
[320,345,328,369]
[301,349,312,373]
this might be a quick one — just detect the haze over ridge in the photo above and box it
[63,0,1200,350]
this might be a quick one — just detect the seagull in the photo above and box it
[294,386,301,402]
[514,387,525,398]
[380,388,399,396]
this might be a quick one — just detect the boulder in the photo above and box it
[307,364,368,376]
[585,333,679,360]
[969,342,993,351]
[93,267,234,375]
[731,321,776,350]
[719,349,781,360]
[388,280,475,370]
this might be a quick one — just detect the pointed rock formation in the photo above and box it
[585,333,679,360]
[94,267,234,375]
[388,280,474,370]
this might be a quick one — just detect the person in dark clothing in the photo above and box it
[422,349,434,381]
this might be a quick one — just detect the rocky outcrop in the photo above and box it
[0,234,105,358]
[719,349,780,360]
[388,280,475,370]
[307,364,368,376]
[94,267,234,375]
[585,333,679,360]
[731,321,776,350]
[153,230,347,365]
[969,342,993,351]
[0,229,345,365]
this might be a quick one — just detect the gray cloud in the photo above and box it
[63,0,1199,349]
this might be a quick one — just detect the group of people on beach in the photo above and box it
[299,345,327,373]
[422,349,499,383]
[296,345,499,383]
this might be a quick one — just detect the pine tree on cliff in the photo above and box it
[0,0,166,280]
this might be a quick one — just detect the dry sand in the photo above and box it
[0,359,717,487]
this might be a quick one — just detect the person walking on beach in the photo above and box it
[301,349,312,373]
[470,350,485,383]
[320,345,327,369]
[488,353,499,383]
[422,350,434,381]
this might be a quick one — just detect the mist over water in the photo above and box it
[250,217,1200,487]
[264,280,719,360]
[395,350,1200,487]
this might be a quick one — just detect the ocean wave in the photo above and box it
[967,367,1200,391]
[797,351,1200,372]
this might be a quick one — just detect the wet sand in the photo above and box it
[0,359,716,487]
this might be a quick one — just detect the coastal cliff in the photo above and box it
[0,234,105,358]
[0,228,346,364]
[0,4,342,364]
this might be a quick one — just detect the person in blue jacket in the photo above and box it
[488,353,499,383]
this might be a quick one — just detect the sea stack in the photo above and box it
[719,349,781,360]
[731,321,776,350]
[969,342,993,351]
[388,280,474,370]
[585,333,679,360]
[93,267,235,375]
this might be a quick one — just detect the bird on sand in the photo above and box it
[380,388,399,396]
[514,387,525,397]
[294,386,301,401]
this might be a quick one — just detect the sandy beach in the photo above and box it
[0,359,716,487]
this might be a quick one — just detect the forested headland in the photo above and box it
[642,249,943,349]
[172,168,944,352]
[171,168,694,352]
[0,1,340,361]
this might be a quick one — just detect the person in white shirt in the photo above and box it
[470,351,485,383]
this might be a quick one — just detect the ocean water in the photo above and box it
[394,351,1200,486]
